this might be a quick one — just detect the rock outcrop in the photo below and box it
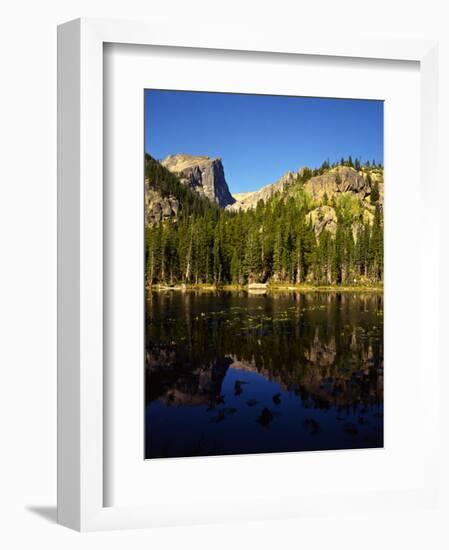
[145,184,179,225]
[306,206,338,237]
[146,152,384,232]
[304,166,375,202]
[230,165,383,212]
[161,154,235,208]
[228,171,297,211]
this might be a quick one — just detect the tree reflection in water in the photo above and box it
[145,291,383,459]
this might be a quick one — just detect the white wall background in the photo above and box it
[0,1,448,548]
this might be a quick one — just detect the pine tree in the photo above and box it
[213,224,222,285]
[272,227,283,281]
[230,249,241,285]
[371,180,380,204]
[243,226,262,283]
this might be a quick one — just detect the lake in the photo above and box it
[145,290,383,459]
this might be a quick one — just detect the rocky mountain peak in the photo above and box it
[161,153,235,208]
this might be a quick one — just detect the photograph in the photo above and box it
[144,90,384,459]
[0,0,443,542]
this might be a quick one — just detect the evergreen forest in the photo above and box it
[145,154,383,287]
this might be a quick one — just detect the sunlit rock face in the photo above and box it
[228,165,383,212]
[227,171,297,212]
[147,155,384,231]
[306,205,338,237]
[161,154,236,208]
[144,184,179,225]
[304,166,371,201]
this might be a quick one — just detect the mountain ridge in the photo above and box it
[160,153,235,208]
[227,170,298,211]
[158,153,383,216]
[146,153,384,240]
[145,153,383,286]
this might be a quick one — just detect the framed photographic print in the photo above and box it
[58,18,441,530]
[143,90,384,460]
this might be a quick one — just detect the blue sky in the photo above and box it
[144,90,383,194]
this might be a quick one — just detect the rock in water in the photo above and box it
[161,154,235,208]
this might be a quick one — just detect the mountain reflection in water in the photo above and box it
[145,291,383,459]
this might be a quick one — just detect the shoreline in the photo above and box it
[146,283,383,293]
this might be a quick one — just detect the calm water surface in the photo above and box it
[145,291,383,459]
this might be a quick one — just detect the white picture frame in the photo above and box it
[57,17,440,531]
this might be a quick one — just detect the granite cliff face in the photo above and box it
[306,205,338,237]
[230,165,383,212]
[144,186,179,225]
[227,170,298,211]
[145,152,383,240]
[161,154,235,208]
[145,154,383,287]
[304,166,382,203]
[228,164,383,237]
